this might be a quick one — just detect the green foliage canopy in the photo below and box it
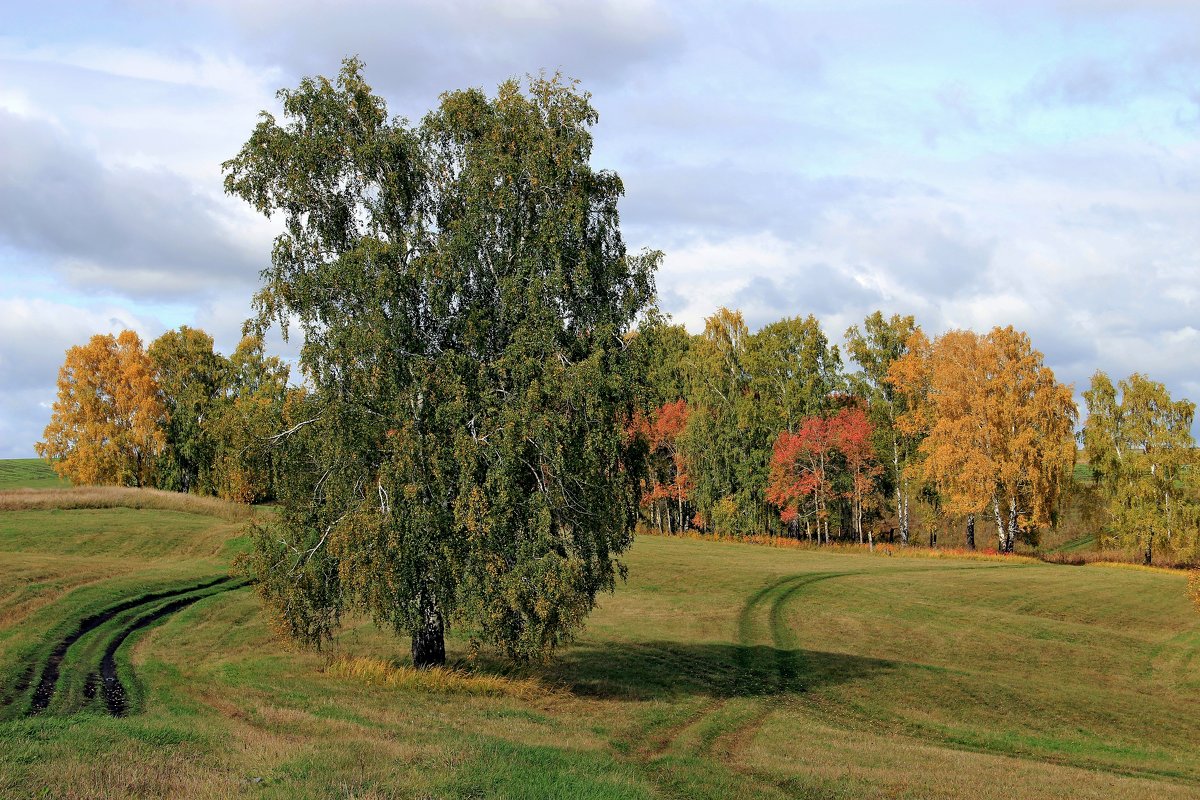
[1082,371,1200,564]
[148,326,226,493]
[223,60,658,665]
[845,312,921,543]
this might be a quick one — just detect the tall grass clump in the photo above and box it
[322,656,548,699]
[637,526,1040,564]
[1040,547,1196,571]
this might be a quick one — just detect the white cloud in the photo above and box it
[0,109,267,299]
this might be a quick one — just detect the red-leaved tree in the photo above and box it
[830,407,884,544]
[630,399,692,533]
[767,407,881,544]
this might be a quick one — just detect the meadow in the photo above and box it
[0,459,69,490]
[0,471,1197,798]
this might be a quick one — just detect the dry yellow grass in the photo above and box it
[645,528,1200,575]
[0,487,253,522]
[322,655,551,700]
[1084,560,1183,574]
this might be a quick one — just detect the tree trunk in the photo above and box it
[965,514,975,550]
[411,596,445,669]
[894,440,908,546]
[856,495,864,544]
[993,498,1005,552]
[1006,497,1018,554]
[1144,537,1153,566]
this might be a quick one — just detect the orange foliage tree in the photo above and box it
[37,330,166,487]
[889,326,1076,552]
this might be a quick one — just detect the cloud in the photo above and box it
[655,232,883,333]
[3,0,1200,448]
[619,163,900,243]
[0,388,55,459]
[646,127,1200,422]
[202,0,683,106]
[1025,58,1125,107]
[0,298,161,390]
[0,109,263,300]
[1019,31,1200,116]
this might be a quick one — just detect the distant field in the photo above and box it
[0,489,1197,799]
[0,459,69,490]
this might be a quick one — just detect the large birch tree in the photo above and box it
[225,60,657,666]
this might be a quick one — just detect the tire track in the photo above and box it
[630,572,858,800]
[646,571,855,764]
[98,586,243,715]
[704,572,853,762]
[26,576,235,716]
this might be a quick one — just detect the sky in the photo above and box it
[2,0,1199,457]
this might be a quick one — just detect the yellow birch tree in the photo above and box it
[890,326,1076,551]
[37,330,166,486]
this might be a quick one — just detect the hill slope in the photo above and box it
[0,459,69,490]
[0,493,1197,799]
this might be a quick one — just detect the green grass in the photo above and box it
[0,459,68,489]
[1053,534,1098,553]
[0,497,1198,798]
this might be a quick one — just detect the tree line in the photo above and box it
[36,304,1200,571]
[625,308,1200,567]
[37,327,291,503]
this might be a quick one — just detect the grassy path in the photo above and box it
[19,577,244,718]
[628,571,860,799]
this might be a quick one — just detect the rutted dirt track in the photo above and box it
[23,576,244,717]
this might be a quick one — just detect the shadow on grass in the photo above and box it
[544,640,898,701]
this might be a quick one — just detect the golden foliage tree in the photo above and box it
[890,326,1076,551]
[37,330,166,487]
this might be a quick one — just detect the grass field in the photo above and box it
[0,486,1198,798]
[0,459,69,489]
